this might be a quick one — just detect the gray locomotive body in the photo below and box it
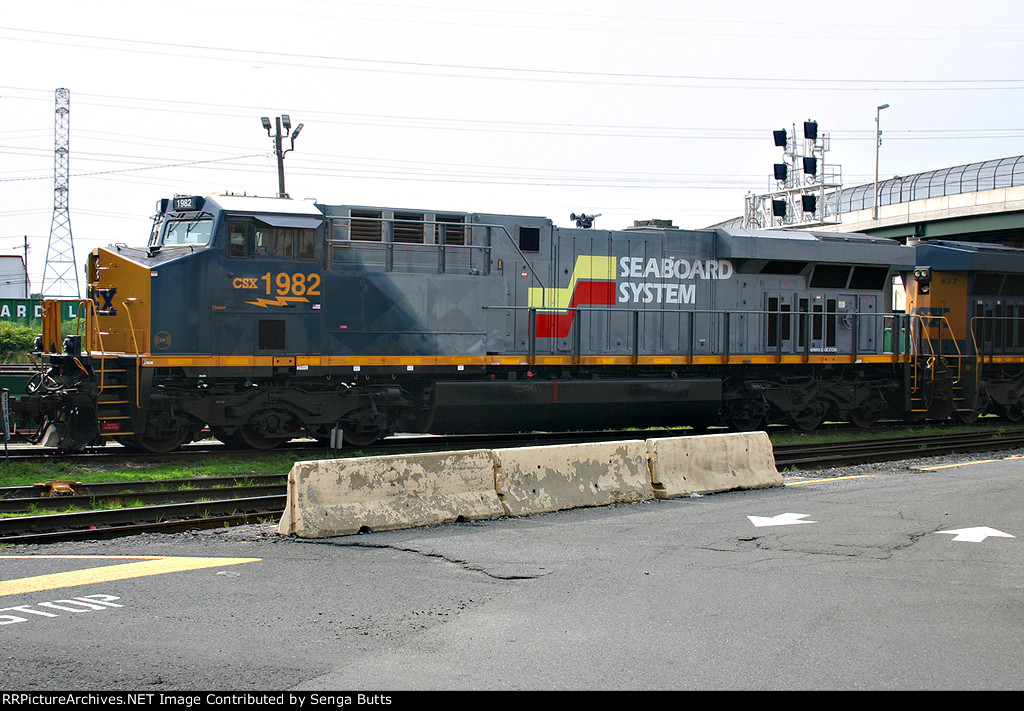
[25,195,921,451]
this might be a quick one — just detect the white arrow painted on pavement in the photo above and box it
[747,513,817,527]
[937,527,1015,543]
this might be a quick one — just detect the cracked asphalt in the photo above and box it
[1,451,1021,691]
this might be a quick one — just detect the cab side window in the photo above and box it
[253,227,315,260]
[254,228,271,256]
[297,230,315,260]
[229,223,249,258]
[270,229,294,258]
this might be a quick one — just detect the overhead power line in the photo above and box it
[1,27,1022,91]
[0,153,267,183]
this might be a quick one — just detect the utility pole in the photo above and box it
[260,114,303,198]
[874,103,889,221]
[42,88,79,297]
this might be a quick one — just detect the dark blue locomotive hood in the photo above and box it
[713,227,916,267]
[913,240,1024,273]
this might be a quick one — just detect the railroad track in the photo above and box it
[0,474,287,544]
[772,429,1024,468]
[3,428,1024,544]
[0,421,875,463]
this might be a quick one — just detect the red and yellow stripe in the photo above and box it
[527,256,617,338]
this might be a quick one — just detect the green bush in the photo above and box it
[0,321,39,363]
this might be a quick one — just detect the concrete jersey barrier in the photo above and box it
[493,440,652,517]
[646,432,781,498]
[278,432,782,538]
[278,449,503,538]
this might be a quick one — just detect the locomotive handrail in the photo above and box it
[79,298,113,395]
[906,312,964,391]
[968,315,1024,364]
[81,298,103,354]
[120,298,144,409]
[43,297,91,348]
[77,296,134,401]
[488,305,910,365]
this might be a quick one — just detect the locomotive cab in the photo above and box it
[905,240,1024,422]
[148,196,216,251]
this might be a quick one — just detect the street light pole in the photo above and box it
[874,103,889,220]
[261,114,304,198]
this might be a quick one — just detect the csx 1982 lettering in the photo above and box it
[233,272,321,296]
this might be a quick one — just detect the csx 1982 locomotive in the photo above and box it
[15,193,1024,452]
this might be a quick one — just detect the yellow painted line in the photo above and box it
[784,474,878,486]
[786,453,1024,480]
[0,555,260,598]
[919,455,1024,471]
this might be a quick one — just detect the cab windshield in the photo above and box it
[151,217,214,249]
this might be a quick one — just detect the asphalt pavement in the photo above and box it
[1,453,1020,692]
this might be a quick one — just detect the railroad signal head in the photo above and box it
[804,121,818,141]
[914,266,932,294]
[772,199,787,217]
[773,129,787,147]
[801,195,817,213]
[803,156,817,177]
[774,163,788,181]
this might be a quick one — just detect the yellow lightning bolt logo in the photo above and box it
[245,296,311,308]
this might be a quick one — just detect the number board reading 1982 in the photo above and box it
[231,272,322,308]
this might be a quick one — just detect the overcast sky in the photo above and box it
[2,0,1023,294]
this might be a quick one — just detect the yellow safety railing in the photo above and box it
[906,312,963,399]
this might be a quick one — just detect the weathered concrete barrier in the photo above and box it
[278,433,782,538]
[278,449,504,538]
[645,432,781,498]
[493,440,652,517]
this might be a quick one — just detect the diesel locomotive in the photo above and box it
[13,193,1024,452]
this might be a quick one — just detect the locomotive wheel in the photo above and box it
[235,426,289,450]
[848,391,887,429]
[998,401,1024,422]
[725,412,767,432]
[723,399,768,432]
[211,428,248,449]
[848,402,884,429]
[848,409,878,429]
[954,409,981,425]
[342,428,387,447]
[954,394,988,424]
[131,430,191,454]
[730,416,767,432]
[789,402,827,432]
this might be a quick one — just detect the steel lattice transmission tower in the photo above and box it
[41,87,79,297]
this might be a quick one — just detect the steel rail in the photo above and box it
[0,473,287,503]
[0,495,285,543]
[772,430,1024,468]
[0,483,287,515]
